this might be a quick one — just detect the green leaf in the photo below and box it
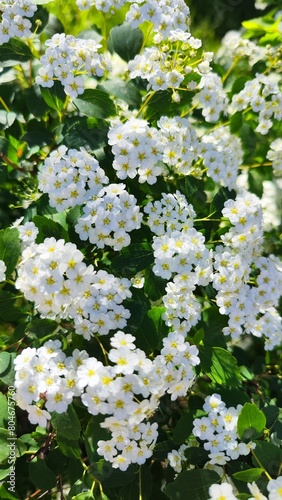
[25,318,59,340]
[0,394,8,428]
[165,469,221,500]
[184,447,210,467]
[62,116,108,151]
[233,468,264,482]
[111,243,154,277]
[237,403,266,440]
[144,268,167,301]
[0,352,12,377]
[74,89,116,118]
[0,227,21,278]
[0,291,27,322]
[230,111,243,134]
[28,457,57,490]
[172,411,194,445]
[51,405,81,440]
[0,352,15,386]
[0,484,20,499]
[231,76,251,94]
[33,215,69,243]
[0,428,11,463]
[56,435,81,459]
[199,346,243,386]
[0,429,27,464]
[252,441,282,476]
[0,38,33,63]
[145,91,173,121]
[147,306,168,341]
[108,23,143,62]
[40,80,67,111]
[262,405,280,428]
[98,80,141,108]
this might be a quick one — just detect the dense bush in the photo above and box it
[0,0,281,499]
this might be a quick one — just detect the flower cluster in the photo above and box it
[38,146,109,211]
[145,191,212,334]
[144,190,196,236]
[217,30,265,67]
[15,331,199,470]
[75,183,143,250]
[198,127,243,188]
[192,72,228,123]
[35,33,110,98]
[126,0,191,40]
[208,477,282,500]
[0,0,37,45]
[213,190,282,349]
[128,35,201,93]
[76,0,126,14]
[157,116,199,175]
[108,118,164,183]
[15,237,132,338]
[192,393,255,465]
[266,138,282,175]
[231,74,282,135]
[76,0,191,39]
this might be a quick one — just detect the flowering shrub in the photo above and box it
[0,0,281,499]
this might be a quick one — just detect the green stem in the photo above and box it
[0,96,11,112]
[239,162,272,170]
[251,450,272,481]
[139,466,142,500]
[136,90,157,118]
[222,58,238,84]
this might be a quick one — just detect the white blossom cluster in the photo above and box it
[266,138,282,175]
[217,30,265,67]
[109,116,242,188]
[0,0,37,45]
[213,190,282,349]
[144,190,196,236]
[38,146,109,211]
[192,73,228,123]
[74,183,143,251]
[192,393,255,466]
[76,0,191,41]
[231,74,282,135]
[109,116,200,184]
[208,477,282,500]
[0,259,6,281]
[128,36,201,93]
[15,237,132,338]
[198,128,243,189]
[76,0,127,13]
[144,191,212,335]
[14,331,199,470]
[157,116,199,176]
[108,118,164,184]
[35,33,111,98]
[126,0,191,40]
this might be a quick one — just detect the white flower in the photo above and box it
[248,482,268,500]
[0,260,7,282]
[208,482,237,500]
[267,476,282,500]
[26,405,51,428]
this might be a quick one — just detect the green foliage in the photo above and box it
[165,469,221,500]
